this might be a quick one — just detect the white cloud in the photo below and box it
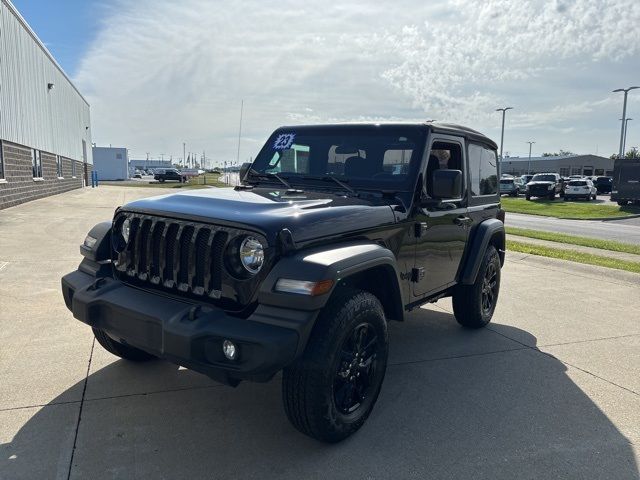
[75,0,640,162]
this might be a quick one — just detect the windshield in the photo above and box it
[249,126,426,190]
[532,174,556,182]
[568,180,587,186]
[500,179,514,184]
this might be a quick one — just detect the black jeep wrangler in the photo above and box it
[62,123,505,442]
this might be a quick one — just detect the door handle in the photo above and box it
[454,216,473,226]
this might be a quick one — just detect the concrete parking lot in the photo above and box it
[1,186,639,480]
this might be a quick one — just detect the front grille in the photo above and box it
[529,186,550,195]
[114,214,230,299]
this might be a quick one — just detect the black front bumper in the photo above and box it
[62,270,309,384]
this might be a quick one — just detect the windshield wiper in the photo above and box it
[248,169,291,189]
[302,175,358,196]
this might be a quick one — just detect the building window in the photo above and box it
[71,160,77,178]
[116,153,123,160]
[468,143,498,196]
[571,167,581,176]
[559,167,570,177]
[594,168,604,176]
[56,155,64,178]
[583,166,593,176]
[0,140,5,180]
[32,149,43,178]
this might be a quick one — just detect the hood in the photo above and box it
[120,187,397,244]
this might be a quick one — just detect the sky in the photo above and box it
[13,0,640,164]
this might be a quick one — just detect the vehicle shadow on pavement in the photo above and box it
[1,309,638,480]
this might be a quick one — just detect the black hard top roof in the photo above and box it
[275,122,498,150]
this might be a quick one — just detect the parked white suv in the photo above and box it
[564,179,597,201]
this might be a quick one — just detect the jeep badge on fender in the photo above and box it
[62,122,505,443]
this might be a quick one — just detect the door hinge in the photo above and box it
[414,222,428,237]
[411,267,425,282]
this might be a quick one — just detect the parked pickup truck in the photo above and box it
[62,122,505,442]
[154,168,186,183]
[525,173,563,200]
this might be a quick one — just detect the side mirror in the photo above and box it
[239,162,252,182]
[432,169,462,199]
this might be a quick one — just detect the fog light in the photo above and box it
[222,340,237,360]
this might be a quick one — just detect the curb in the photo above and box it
[504,212,640,221]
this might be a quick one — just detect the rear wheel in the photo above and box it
[92,328,156,361]
[617,200,629,206]
[282,289,388,443]
[525,195,531,201]
[452,245,501,329]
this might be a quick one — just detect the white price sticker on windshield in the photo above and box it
[273,133,296,150]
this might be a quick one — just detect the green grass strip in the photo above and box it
[506,227,640,255]
[507,240,640,274]
[500,197,638,219]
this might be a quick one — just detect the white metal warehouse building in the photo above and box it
[0,0,92,209]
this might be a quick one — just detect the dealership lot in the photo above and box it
[1,186,639,480]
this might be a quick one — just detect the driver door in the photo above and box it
[412,136,470,298]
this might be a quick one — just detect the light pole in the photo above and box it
[526,141,536,175]
[496,107,513,160]
[613,87,639,159]
[620,118,633,157]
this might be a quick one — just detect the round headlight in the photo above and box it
[239,236,264,274]
[122,218,131,243]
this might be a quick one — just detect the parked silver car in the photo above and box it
[499,176,523,196]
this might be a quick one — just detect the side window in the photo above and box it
[32,149,43,178]
[426,141,463,197]
[0,140,5,180]
[266,143,310,174]
[56,155,64,178]
[468,143,498,196]
[383,147,413,176]
[327,146,365,176]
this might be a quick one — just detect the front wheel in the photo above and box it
[452,245,501,329]
[282,289,388,443]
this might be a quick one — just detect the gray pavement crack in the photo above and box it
[66,337,94,480]
[388,346,529,367]
[540,333,640,348]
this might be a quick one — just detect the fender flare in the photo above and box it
[258,242,404,318]
[79,221,112,277]
[460,218,505,285]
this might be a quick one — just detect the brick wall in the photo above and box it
[0,140,86,210]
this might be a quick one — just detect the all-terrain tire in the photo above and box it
[282,289,388,443]
[92,328,156,361]
[452,245,501,329]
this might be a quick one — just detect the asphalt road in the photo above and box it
[1,186,639,480]
[506,212,640,244]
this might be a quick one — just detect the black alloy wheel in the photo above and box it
[481,261,499,316]
[334,322,380,415]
